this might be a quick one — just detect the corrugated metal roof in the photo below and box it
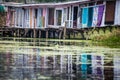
[4,0,91,7]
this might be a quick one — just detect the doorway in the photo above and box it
[73,6,78,28]
[56,10,62,26]
[48,8,55,25]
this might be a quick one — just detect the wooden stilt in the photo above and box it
[17,29,19,37]
[46,30,48,39]
[63,22,67,39]
[34,18,36,38]
[53,31,55,39]
[39,30,41,38]
[24,29,27,37]
[59,30,62,39]
[31,30,33,38]
[68,31,70,39]
[73,32,75,38]
[34,29,36,38]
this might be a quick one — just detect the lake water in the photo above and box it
[0,38,120,80]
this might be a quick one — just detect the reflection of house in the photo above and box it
[3,0,120,29]
[77,53,104,79]
[114,55,120,80]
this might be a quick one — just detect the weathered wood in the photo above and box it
[34,18,36,38]
[59,30,62,39]
[31,30,33,38]
[46,30,48,39]
[68,31,71,39]
[39,30,41,38]
[63,22,67,39]
[34,29,36,38]
[17,29,19,37]
[80,31,85,39]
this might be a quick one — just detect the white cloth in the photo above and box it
[115,0,120,25]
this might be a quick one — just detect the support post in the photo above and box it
[46,29,48,39]
[39,30,41,38]
[17,29,19,37]
[34,18,36,38]
[63,22,67,39]
[59,29,62,39]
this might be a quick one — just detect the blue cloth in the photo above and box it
[82,8,89,28]
[81,64,87,71]
[88,7,93,27]
[81,54,87,71]
[81,54,87,63]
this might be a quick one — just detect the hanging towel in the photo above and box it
[43,8,46,17]
[88,7,93,27]
[97,5,104,27]
[115,0,120,25]
[92,6,98,27]
[82,8,89,28]
[6,9,10,26]
[39,16,42,27]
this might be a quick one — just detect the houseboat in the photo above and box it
[4,0,120,29]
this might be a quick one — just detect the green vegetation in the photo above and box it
[91,28,120,48]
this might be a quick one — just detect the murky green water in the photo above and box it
[0,38,120,80]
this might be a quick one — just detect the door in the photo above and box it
[56,10,62,26]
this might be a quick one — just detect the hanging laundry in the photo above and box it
[82,8,89,28]
[43,8,46,17]
[25,9,30,28]
[39,16,42,27]
[88,7,93,27]
[92,6,98,27]
[42,8,46,27]
[97,5,104,27]
[42,17,45,27]
[37,9,43,28]
[0,5,5,13]
[114,0,120,25]
[6,9,11,26]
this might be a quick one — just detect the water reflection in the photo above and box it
[0,38,120,80]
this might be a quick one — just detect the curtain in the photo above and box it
[6,8,11,26]
[88,7,93,27]
[82,8,89,28]
[97,5,104,27]
[115,0,120,25]
[25,9,30,28]
[37,8,43,28]
[92,6,98,27]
